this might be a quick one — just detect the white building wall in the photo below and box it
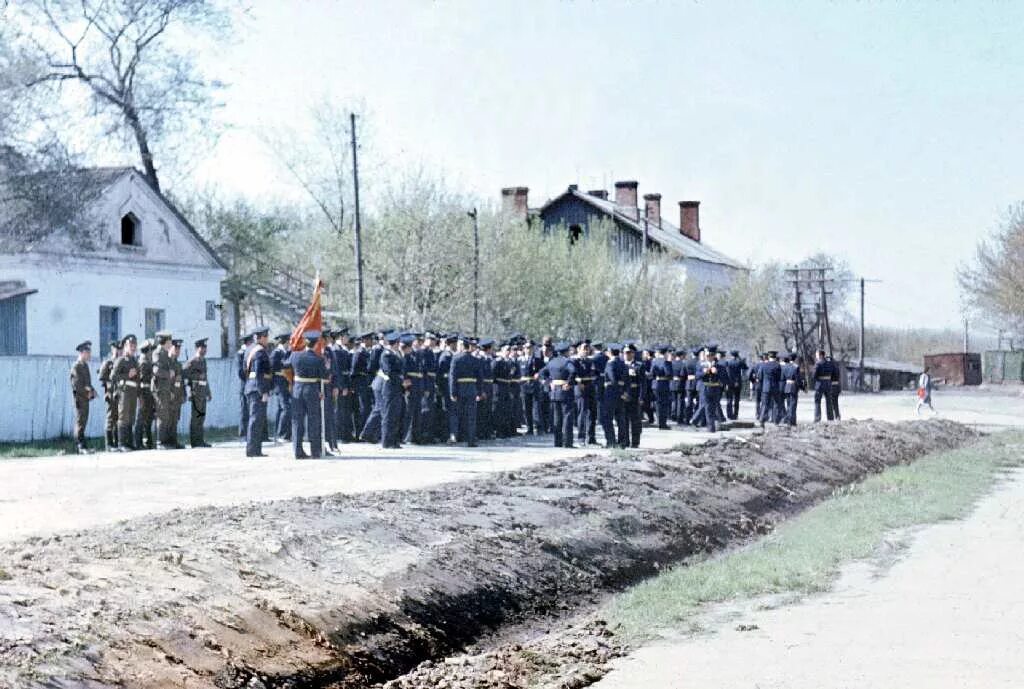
[0,255,223,358]
[679,257,740,291]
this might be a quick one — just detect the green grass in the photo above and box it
[0,426,242,459]
[607,431,1024,640]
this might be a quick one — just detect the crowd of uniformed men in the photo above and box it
[69,332,212,454]
[70,328,844,457]
[233,327,845,459]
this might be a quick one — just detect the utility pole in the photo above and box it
[468,208,480,336]
[859,277,865,391]
[350,112,365,330]
[963,319,969,353]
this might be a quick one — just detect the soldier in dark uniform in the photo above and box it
[183,338,212,447]
[689,348,709,427]
[698,351,725,433]
[401,334,424,444]
[781,354,801,426]
[381,333,411,449]
[334,329,355,443]
[491,343,512,439]
[289,330,327,459]
[270,333,292,441]
[599,343,626,447]
[437,334,457,442]
[236,333,253,437]
[358,331,387,443]
[725,350,747,420]
[350,332,373,437]
[684,348,700,425]
[476,339,495,441]
[319,329,338,452]
[620,343,645,448]
[153,331,177,449]
[169,339,186,448]
[813,349,837,422]
[418,333,439,441]
[670,348,685,422]
[518,341,537,435]
[111,334,140,451]
[641,347,656,424]
[758,351,783,427]
[539,341,576,448]
[650,345,673,430]
[450,335,482,447]
[243,327,272,457]
[573,341,597,445]
[70,341,97,454]
[829,356,842,421]
[135,339,156,450]
[99,340,121,451]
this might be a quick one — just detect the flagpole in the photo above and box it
[316,271,327,455]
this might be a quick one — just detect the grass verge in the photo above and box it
[0,426,242,459]
[607,431,1024,640]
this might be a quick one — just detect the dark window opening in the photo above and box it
[99,306,121,357]
[121,213,139,246]
[568,224,583,244]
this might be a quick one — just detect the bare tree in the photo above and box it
[10,0,228,191]
[959,204,1024,336]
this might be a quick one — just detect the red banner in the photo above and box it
[290,278,324,355]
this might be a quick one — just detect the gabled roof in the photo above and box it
[538,188,744,269]
[0,166,227,270]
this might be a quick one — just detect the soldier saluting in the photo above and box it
[183,338,212,447]
[70,341,97,454]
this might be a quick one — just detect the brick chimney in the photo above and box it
[614,180,638,219]
[678,200,700,242]
[643,193,662,228]
[588,189,608,200]
[501,187,529,219]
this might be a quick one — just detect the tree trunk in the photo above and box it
[126,105,160,191]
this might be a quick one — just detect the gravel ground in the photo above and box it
[0,419,974,689]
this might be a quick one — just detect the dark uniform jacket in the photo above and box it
[760,360,782,393]
[540,355,577,402]
[450,352,483,398]
[243,344,273,395]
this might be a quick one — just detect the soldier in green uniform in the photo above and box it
[98,340,122,451]
[111,334,141,451]
[135,339,157,450]
[70,341,97,454]
[183,337,213,447]
[170,339,186,449]
[153,331,177,449]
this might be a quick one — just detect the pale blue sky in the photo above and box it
[191,1,1024,331]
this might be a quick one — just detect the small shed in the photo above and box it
[843,358,922,392]
[923,352,982,386]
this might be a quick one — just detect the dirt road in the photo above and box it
[2,390,1018,543]
[595,463,1024,689]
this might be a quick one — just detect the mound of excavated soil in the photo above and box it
[0,420,974,689]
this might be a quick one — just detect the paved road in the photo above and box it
[596,466,1024,689]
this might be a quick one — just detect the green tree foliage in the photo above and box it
[959,204,1024,337]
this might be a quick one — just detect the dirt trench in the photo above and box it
[0,420,975,689]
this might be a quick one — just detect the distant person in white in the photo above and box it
[916,368,936,415]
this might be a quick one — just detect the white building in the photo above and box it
[0,167,227,358]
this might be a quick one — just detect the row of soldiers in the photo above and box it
[69,332,212,454]
[236,327,845,459]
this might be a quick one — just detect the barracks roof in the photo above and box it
[538,188,744,269]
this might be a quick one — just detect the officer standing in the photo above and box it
[758,351,783,427]
[243,327,272,457]
[518,341,537,436]
[437,334,457,442]
[99,340,121,451]
[169,339,186,448]
[135,339,156,450]
[829,356,843,421]
[236,332,253,437]
[540,341,576,448]
[450,335,482,447]
[401,334,424,444]
[111,334,140,451]
[725,350,747,420]
[684,348,700,425]
[270,333,292,442]
[781,353,802,426]
[620,343,645,448]
[813,349,837,422]
[183,338,212,447]
[335,329,355,443]
[289,330,327,459]
[589,341,607,443]
[70,341,97,454]
[350,332,373,437]
[358,331,387,443]
[669,348,685,422]
[152,331,177,449]
[573,341,597,445]
[650,345,673,430]
[699,352,725,433]
[381,333,411,449]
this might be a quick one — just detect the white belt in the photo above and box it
[122,380,139,388]
[195,380,208,386]
[174,382,182,388]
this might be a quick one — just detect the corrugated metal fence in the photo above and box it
[0,356,254,442]
[982,350,1024,384]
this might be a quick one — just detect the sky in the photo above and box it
[186,0,1024,333]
